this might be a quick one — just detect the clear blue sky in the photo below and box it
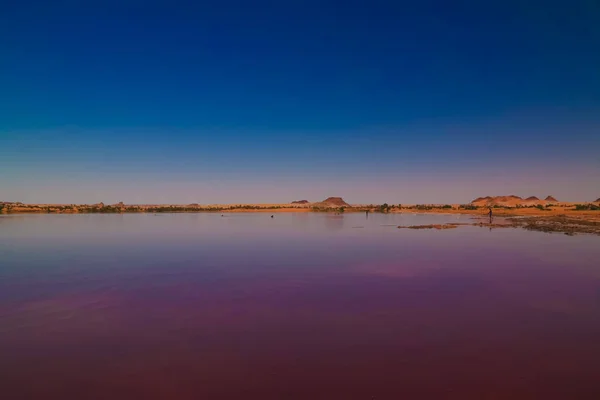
[1,0,599,204]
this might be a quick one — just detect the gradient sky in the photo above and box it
[1,0,599,204]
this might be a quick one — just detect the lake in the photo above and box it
[1,213,599,399]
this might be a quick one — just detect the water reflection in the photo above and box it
[0,213,599,399]
[323,214,344,231]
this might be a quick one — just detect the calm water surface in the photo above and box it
[1,213,599,399]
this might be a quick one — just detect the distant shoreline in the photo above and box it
[2,202,600,236]
[1,202,598,219]
[3,201,600,236]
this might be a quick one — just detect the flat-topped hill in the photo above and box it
[313,197,350,207]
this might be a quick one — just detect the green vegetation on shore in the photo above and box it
[1,203,299,214]
[574,204,600,211]
[2,201,600,215]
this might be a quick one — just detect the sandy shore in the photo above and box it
[392,206,600,222]
[2,202,599,234]
[2,202,598,218]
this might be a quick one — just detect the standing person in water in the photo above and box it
[488,207,493,222]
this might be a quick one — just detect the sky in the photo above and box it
[1,0,599,204]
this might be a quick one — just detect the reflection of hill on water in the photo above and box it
[291,212,310,227]
[324,215,345,231]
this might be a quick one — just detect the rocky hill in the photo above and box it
[471,196,493,204]
[313,197,350,207]
[471,195,554,207]
[291,200,310,204]
[522,196,541,205]
[471,195,522,207]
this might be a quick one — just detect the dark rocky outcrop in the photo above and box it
[398,224,458,230]
[317,197,350,207]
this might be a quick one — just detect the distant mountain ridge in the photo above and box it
[471,195,559,207]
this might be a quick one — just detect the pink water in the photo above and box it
[1,213,599,399]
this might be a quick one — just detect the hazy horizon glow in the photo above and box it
[1,1,599,203]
